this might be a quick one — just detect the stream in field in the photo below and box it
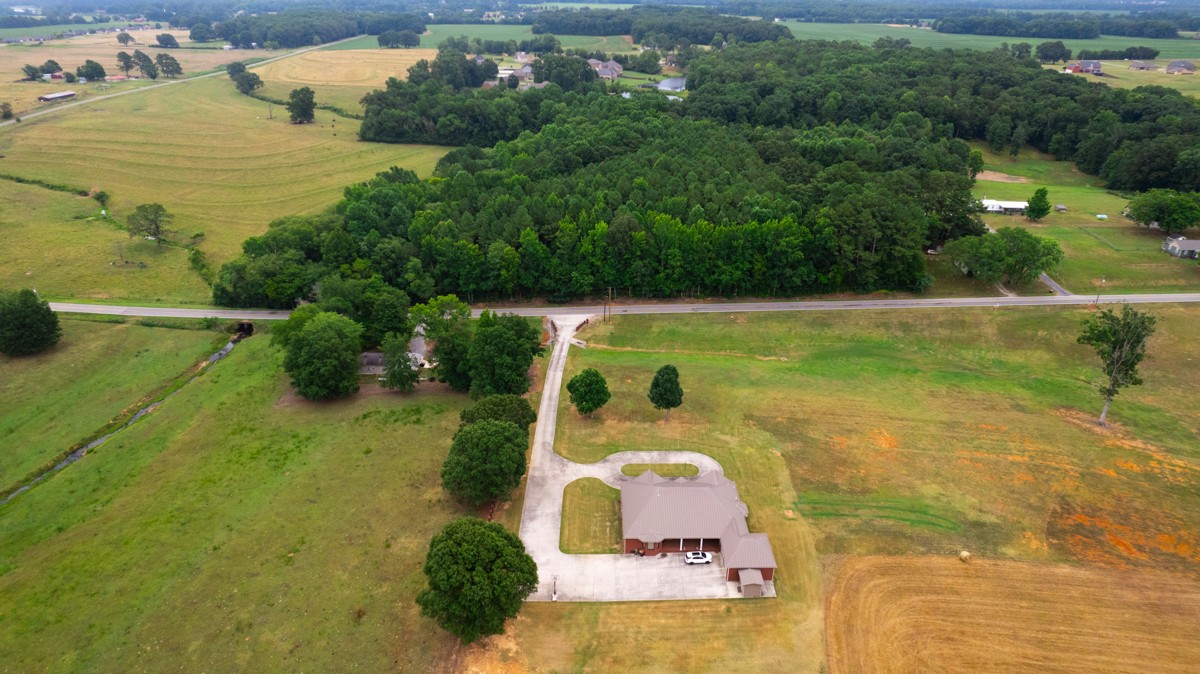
[0,338,241,508]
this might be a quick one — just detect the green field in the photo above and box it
[479,307,1200,671]
[0,76,450,303]
[969,144,1200,294]
[1050,61,1200,98]
[324,25,635,53]
[782,22,1200,60]
[0,22,96,40]
[560,477,622,553]
[0,318,222,491]
[0,332,472,671]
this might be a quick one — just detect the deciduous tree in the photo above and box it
[116,51,134,75]
[398,30,421,48]
[0,289,62,356]
[126,203,174,246]
[116,31,133,46]
[155,33,179,48]
[286,86,316,124]
[1078,305,1157,426]
[380,330,420,392]
[76,59,105,80]
[415,518,537,643]
[283,312,363,400]
[232,71,263,94]
[433,319,474,392]
[441,420,528,506]
[21,64,40,81]
[459,394,536,432]
[567,367,610,416]
[190,23,215,42]
[225,61,247,78]
[132,50,157,79]
[467,311,543,399]
[1127,189,1200,235]
[154,53,183,78]
[648,364,683,420]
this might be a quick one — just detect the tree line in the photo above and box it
[531,6,793,47]
[934,12,1179,40]
[212,9,425,49]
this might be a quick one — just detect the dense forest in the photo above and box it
[213,9,424,48]
[531,7,792,46]
[933,12,1179,39]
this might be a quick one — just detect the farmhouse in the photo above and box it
[588,59,624,80]
[1167,60,1196,75]
[37,91,77,102]
[620,470,777,587]
[1064,61,1101,74]
[1163,236,1200,259]
[981,198,1027,215]
[1129,61,1158,71]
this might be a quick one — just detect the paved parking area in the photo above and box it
[518,316,776,602]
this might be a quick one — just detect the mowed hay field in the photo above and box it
[1050,62,1200,98]
[970,144,1200,294]
[826,556,1200,673]
[325,25,636,53]
[255,48,438,113]
[0,180,211,303]
[0,76,450,301]
[0,333,472,671]
[0,31,253,115]
[0,318,221,491]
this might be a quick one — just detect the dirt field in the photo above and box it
[255,48,437,112]
[976,169,1030,183]
[826,556,1200,674]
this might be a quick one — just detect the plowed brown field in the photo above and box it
[826,556,1200,674]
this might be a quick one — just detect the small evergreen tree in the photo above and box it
[1026,187,1051,221]
[648,364,683,420]
[0,289,62,356]
[567,367,611,416]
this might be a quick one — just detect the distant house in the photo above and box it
[1163,236,1200,259]
[1166,60,1196,75]
[37,91,76,102]
[1129,61,1158,71]
[620,470,777,590]
[514,64,533,80]
[596,67,619,80]
[1079,60,1103,74]
[602,59,624,75]
[1062,63,1082,73]
[481,80,498,89]
[359,351,384,375]
[981,198,1028,215]
[514,51,533,64]
[586,58,603,68]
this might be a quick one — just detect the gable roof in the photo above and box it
[621,471,776,569]
[1168,60,1196,69]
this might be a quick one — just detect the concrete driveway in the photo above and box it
[518,315,774,602]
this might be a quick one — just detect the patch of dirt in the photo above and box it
[458,629,526,674]
[868,429,899,450]
[826,556,1200,674]
[976,170,1032,183]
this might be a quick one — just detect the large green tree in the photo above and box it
[126,203,174,246]
[415,518,537,643]
[411,294,471,341]
[648,364,683,420]
[380,331,420,392]
[1127,189,1200,235]
[190,23,215,42]
[116,51,134,75]
[1077,305,1157,426]
[116,31,133,46]
[433,320,474,392]
[283,312,363,400]
[132,50,157,79]
[154,53,183,78]
[467,311,543,399]
[1026,187,1051,222]
[567,367,611,416]
[944,227,1062,287]
[232,71,262,94]
[460,394,537,432]
[155,33,179,48]
[270,303,322,349]
[286,86,316,124]
[441,419,528,506]
[0,289,62,356]
[75,60,106,80]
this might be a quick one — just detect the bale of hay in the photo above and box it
[959,550,972,563]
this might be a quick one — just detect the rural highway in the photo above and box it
[0,36,357,130]
[49,292,1200,321]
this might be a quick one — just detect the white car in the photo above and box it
[684,551,713,565]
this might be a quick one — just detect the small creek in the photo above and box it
[0,338,241,508]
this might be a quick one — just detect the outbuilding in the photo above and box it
[37,90,76,102]
[981,198,1028,215]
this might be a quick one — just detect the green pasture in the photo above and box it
[1048,61,1200,98]
[324,24,635,53]
[781,22,1200,60]
[0,318,221,492]
[0,76,450,302]
[969,144,1200,294]
[0,333,472,671]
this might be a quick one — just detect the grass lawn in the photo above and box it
[467,307,1200,670]
[0,75,450,302]
[0,332,472,671]
[620,463,699,477]
[781,22,1200,60]
[969,144,1200,294]
[559,477,622,553]
[0,318,222,492]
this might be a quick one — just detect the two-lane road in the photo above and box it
[50,292,1200,321]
